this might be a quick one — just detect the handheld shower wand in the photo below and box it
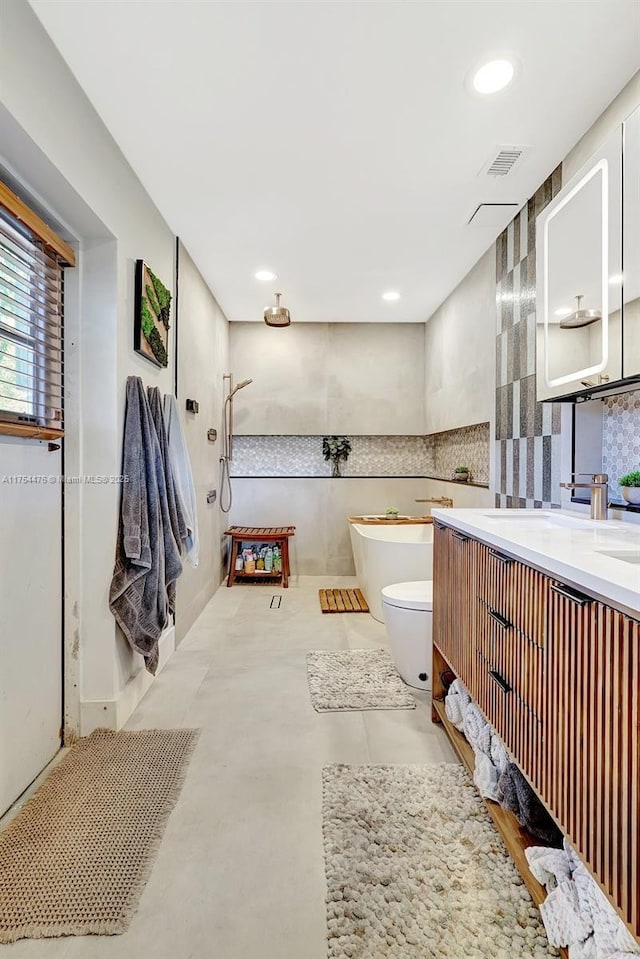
[227,378,253,400]
[220,374,253,513]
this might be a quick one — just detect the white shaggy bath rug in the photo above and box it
[322,763,559,959]
[307,649,416,712]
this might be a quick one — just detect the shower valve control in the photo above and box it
[207,428,217,443]
[206,490,217,505]
[186,398,199,414]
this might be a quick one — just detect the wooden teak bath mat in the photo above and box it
[319,588,369,613]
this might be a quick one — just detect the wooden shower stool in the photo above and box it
[224,526,296,588]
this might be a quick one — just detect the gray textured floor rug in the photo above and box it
[0,727,199,943]
[307,649,416,712]
[322,764,559,959]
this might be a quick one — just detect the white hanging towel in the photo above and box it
[163,393,199,567]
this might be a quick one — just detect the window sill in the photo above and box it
[0,422,64,441]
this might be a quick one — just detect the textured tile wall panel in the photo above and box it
[230,435,432,478]
[602,390,640,504]
[431,423,490,485]
[230,424,490,484]
[495,165,563,508]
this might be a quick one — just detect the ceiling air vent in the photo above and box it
[481,145,527,177]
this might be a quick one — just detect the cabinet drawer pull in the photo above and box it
[488,608,513,630]
[488,548,513,565]
[433,521,447,531]
[550,583,594,606]
[452,531,469,542]
[489,669,512,694]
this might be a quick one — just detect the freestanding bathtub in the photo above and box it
[349,522,434,622]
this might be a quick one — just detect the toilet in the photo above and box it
[381,581,433,691]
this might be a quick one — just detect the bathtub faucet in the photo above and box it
[415,497,454,509]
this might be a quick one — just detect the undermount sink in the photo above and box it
[483,512,596,530]
[484,513,550,521]
[595,549,640,566]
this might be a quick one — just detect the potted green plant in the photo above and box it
[322,436,352,478]
[618,470,640,506]
[385,506,399,520]
[451,466,470,483]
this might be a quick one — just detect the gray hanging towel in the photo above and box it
[109,376,182,674]
[147,386,186,614]
[163,393,199,567]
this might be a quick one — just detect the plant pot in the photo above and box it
[331,461,341,478]
[451,472,469,483]
[620,486,640,506]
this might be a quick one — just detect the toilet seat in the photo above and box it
[381,580,432,612]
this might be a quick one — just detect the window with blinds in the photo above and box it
[0,206,64,431]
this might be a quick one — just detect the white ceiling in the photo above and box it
[29,0,640,323]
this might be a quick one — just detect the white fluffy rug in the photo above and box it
[322,764,559,959]
[307,649,416,712]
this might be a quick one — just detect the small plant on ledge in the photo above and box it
[451,465,470,483]
[618,470,640,506]
[323,435,352,478]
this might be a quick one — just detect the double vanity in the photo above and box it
[431,508,640,943]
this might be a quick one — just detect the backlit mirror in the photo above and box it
[622,105,640,378]
[537,127,623,400]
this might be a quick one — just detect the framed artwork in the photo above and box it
[134,259,171,368]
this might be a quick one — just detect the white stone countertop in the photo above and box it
[430,508,640,618]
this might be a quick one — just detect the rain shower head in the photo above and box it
[264,292,291,327]
[560,294,602,330]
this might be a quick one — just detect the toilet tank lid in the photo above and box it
[382,580,433,611]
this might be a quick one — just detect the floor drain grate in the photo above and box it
[270,595,282,609]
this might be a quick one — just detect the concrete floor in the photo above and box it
[7,576,457,959]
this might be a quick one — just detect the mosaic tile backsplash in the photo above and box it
[602,390,640,505]
[495,166,563,509]
[230,424,490,483]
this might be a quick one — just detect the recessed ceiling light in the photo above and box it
[382,291,401,302]
[255,269,277,282]
[473,59,515,95]
[554,307,572,318]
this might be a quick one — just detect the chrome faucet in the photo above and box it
[415,496,454,509]
[559,473,609,520]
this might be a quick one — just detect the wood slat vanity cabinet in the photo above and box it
[432,519,640,941]
[432,524,476,690]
